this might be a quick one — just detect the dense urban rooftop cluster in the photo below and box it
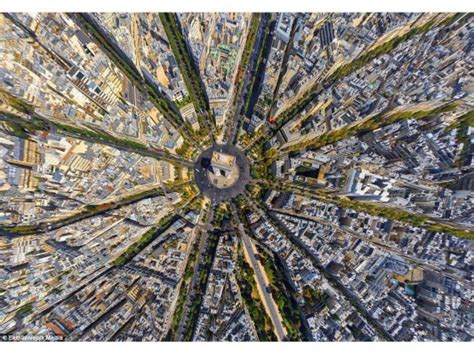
[0,12,472,342]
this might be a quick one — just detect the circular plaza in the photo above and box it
[194,144,251,204]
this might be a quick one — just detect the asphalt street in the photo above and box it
[230,204,286,341]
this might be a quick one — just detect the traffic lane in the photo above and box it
[240,232,286,341]
[230,203,286,340]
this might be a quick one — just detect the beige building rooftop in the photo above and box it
[211,151,236,170]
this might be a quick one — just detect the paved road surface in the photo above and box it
[231,204,286,341]
[194,144,251,203]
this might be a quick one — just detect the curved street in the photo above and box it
[194,144,251,204]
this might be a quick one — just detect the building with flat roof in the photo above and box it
[179,102,200,131]
[211,151,236,178]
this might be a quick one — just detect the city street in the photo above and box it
[230,204,287,341]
